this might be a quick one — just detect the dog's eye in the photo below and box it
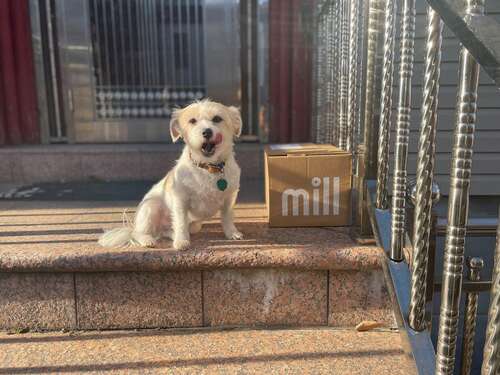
[212,115,223,123]
[189,118,197,125]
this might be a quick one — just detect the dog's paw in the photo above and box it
[173,238,191,250]
[134,234,157,248]
[225,230,243,240]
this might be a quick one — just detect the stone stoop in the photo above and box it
[0,143,264,184]
[0,201,396,332]
[0,329,417,374]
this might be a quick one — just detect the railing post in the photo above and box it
[328,1,338,143]
[357,0,384,237]
[354,0,366,156]
[435,0,483,372]
[335,0,343,146]
[374,0,396,210]
[408,6,443,332]
[361,0,384,180]
[311,5,322,142]
[327,3,336,144]
[460,257,484,375]
[481,208,500,375]
[347,0,360,153]
[338,0,350,150]
[390,0,416,261]
[316,8,326,142]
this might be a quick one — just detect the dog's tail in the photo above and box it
[98,209,134,248]
[98,227,133,248]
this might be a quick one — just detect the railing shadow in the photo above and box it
[0,348,405,374]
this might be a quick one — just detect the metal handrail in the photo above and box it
[311,0,500,373]
[426,0,500,88]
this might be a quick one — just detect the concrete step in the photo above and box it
[0,327,416,374]
[0,143,264,184]
[0,200,395,331]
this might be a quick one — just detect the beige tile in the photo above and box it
[204,269,328,327]
[76,271,202,329]
[140,151,178,180]
[0,272,76,330]
[6,154,24,182]
[80,153,142,181]
[11,158,25,182]
[329,270,396,327]
[20,153,82,183]
[0,154,14,183]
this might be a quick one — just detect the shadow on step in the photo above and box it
[0,349,404,374]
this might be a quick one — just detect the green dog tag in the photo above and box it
[217,178,228,191]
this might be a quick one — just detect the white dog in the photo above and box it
[98,100,243,250]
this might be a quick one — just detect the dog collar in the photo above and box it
[190,154,228,191]
[190,153,225,174]
[195,161,225,174]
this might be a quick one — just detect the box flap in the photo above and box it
[265,143,350,157]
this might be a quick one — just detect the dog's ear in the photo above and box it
[169,109,182,142]
[227,106,242,138]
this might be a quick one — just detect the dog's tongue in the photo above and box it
[214,133,223,145]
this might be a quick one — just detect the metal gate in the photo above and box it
[89,0,206,120]
[31,0,241,143]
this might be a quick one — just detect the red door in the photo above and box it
[0,0,39,145]
[269,0,313,143]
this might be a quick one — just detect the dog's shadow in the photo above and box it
[151,222,352,252]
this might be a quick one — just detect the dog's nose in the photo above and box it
[202,128,213,139]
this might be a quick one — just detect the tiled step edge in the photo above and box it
[0,243,383,273]
[0,225,383,272]
[0,267,396,331]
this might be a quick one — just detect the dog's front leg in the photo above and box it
[171,197,191,250]
[221,191,243,240]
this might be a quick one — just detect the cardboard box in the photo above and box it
[265,143,352,227]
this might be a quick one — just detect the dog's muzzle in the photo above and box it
[201,133,223,156]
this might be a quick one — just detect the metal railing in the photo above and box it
[311,0,500,374]
[312,0,365,151]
